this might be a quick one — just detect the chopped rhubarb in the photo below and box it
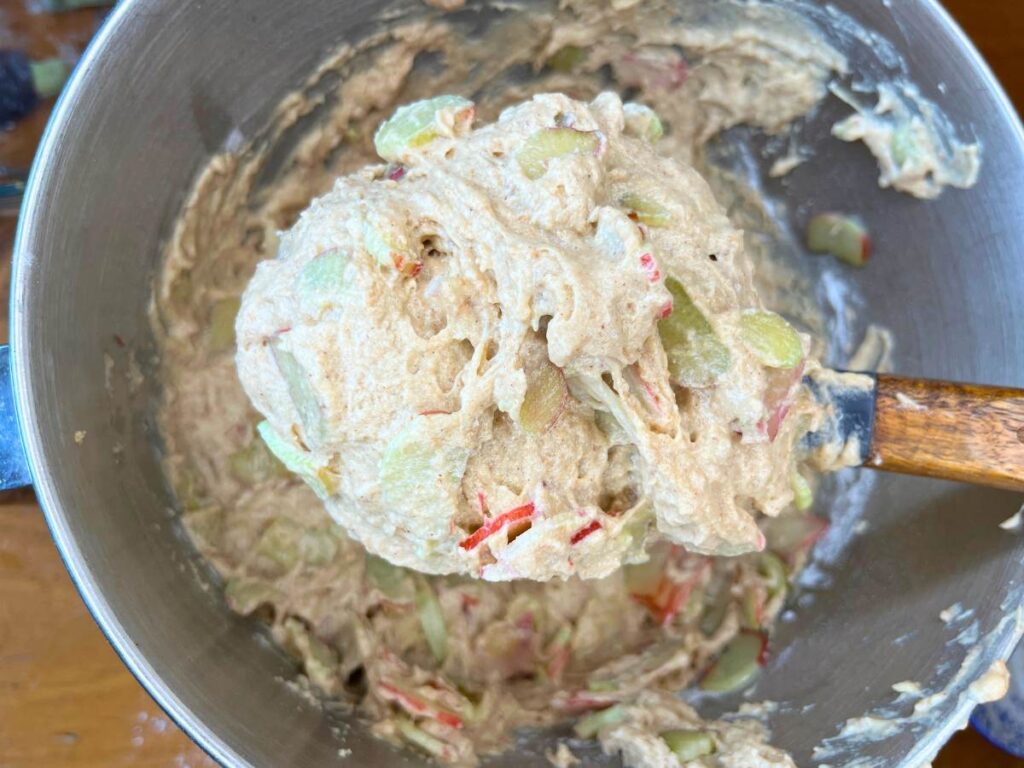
[363,220,423,278]
[271,343,326,444]
[257,421,337,498]
[624,545,670,597]
[517,128,602,180]
[546,45,586,73]
[208,297,241,353]
[395,718,455,761]
[657,300,674,320]
[547,645,571,682]
[659,277,731,388]
[415,579,448,663]
[623,102,664,143]
[623,363,663,418]
[229,437,286,484]
[661,730,715,761]
[791,470,814,511]
[741,583,767,629]
[758,551,789,598]
[545,626,573,681]
[297,250,348,301]
[620,193,673,228]
[378,682,464,729]
[574,704,627,738]
[634,579,690,627]
[417,409,451,416]
[374,95,475,162]
[379,416,470,540]
[387,164,407,181]
[638,252,662,282]
[458,502,536,550]
[761,362,805,442]
[519,360,568,434]
[807,212,870,267]
[699,631,768,693]
[761,514,829,566]
[739,311,804,370]
[396,253,423,277]
[570,520,602,545]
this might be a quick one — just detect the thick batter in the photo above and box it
[152,1,979,765]
[235,90,828,581]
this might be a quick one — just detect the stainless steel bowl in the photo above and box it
[10,0,1024,765]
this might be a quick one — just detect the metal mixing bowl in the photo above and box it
[8,0,1024,765]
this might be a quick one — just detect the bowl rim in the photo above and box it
[11,1,1024,767]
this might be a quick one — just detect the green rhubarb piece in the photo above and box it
[791,470,813,511]
[271,344,326,444]
[700,632,766,693]
[175,465,207,512]
[519,360,567,434]
[208,297,241,353]
[587,679,619,693]
[298,249,349,298]
[257,519,302,573]
[281,618,340,693]
[228,437,285,484]
[374,95,475,162]
[699,587,730,637]
[396,717,449,758]
[574,705,628,738]
[619,192,672,227]
[415,579,449,663]
[623,102,664,143]
[660,729,716,761]
[379,416,470,540]
[624,543,669,596]
[256,421,337,498]
[806,213,870,267]
[517,128,601,180]
[365,553,410,597]
[682,586,705,623]
[659,277,731,388]
[300,528,339,566]
[739,311,803,370]
[546,45,586,72]
[363,222,420,277]
[758,551,789,598]
[225,578,283,615]
[182,505,224,551]
[741,586,765,629]
[258,521,338,573]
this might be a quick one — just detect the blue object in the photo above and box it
[802,371,877,466]
[0,51,38,125]
[0,346,31,489]
[972,640,1024,757]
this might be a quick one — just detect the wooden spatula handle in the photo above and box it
[869,375,1024,492]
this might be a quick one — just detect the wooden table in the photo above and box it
[0,2,1022,766]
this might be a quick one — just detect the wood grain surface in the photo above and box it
[1,1,1023,767]
[871,375,1024,492]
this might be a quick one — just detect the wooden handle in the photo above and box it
[868,375,1024,492]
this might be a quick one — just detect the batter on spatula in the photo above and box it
[236,92,843,581]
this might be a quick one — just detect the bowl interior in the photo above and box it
[13,1,1024,766]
